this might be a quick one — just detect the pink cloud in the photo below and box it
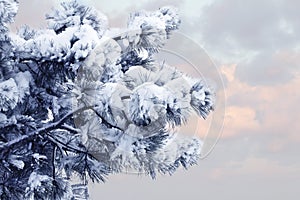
[223,106,259,138]
[219,62,300,145]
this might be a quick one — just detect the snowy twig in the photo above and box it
[0,104,125,156]
[0,106,91,153]
[61,123,81,133]
[90,107,124,132]
[46,133,87,154]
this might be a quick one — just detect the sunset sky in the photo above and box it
[11,0,300,199]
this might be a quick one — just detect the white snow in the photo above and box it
[0,0,19,24]
[41,108,54,124]
[8,155,25,170]
[27,171,51,191]
[14,71,32,102]
[9,159,25,169]
[137,47,149,60]
[32,153,47,160]
[0,78,19,111]
[71,25,99,60]
[12,24,101,62]
[153,135,202,165]
[128,11,166,31]
[0,113,7,122]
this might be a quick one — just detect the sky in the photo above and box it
[10,0,300,199]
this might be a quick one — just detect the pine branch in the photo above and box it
[61,123,81,133]
[46,133,86,154]
[90,107,124,132]
[0,106,91,154]
[0,105,125,157]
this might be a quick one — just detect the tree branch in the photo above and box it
[0,105,125,156]
[61,123,81,133]
[46,133,87,154]
[0,106,91,152]
[90,107,124,132]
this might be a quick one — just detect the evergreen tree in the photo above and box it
[0,0,215,199]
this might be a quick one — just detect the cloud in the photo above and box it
[222,63,300,132]
[235,49,300,86]
[177,0,300,85]
[223,106,259,137]
[198,0,300,52]
[217,62,300,169]
[211,156,300,180]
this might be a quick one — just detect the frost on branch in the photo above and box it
[0,78,19,111]
[46,0,108,37]
[0,0,215,199]
[0,0,18,36]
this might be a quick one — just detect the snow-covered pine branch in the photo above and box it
[0,0,215,199]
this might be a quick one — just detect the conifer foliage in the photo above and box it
[0,0,214,199]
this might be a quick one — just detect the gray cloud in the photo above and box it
[198,0,300,51]
[187,0,300,86]
[235,50,300,86]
